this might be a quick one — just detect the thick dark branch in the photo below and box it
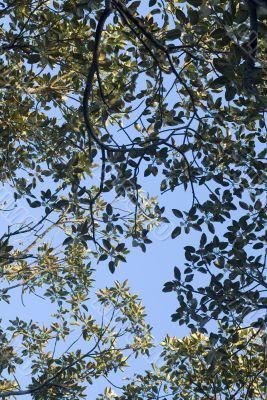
[82,2,195,157]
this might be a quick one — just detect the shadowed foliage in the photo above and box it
[0,0,266,398]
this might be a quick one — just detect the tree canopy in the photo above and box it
[0,0,266,398]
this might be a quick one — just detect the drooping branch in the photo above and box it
[82,0,197,156]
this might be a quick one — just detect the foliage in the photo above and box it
[101,328,266,399]
[0,0,266,398]
[0,277,153,398]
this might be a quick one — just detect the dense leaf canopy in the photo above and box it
[0,0,266,398]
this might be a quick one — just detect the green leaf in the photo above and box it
[225,85,236,101]
[166,29,181,40]
[109,260,115,273]
[172,209,183,218]
[200,233,207,247]
[106,203,113,215]
[27,200,41,208]
[210,76,229,88]
[188,0,202,7]
[103,239,111,250]
[28,54,40,64]
[171,226,181,238]
[174,266,181,280]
